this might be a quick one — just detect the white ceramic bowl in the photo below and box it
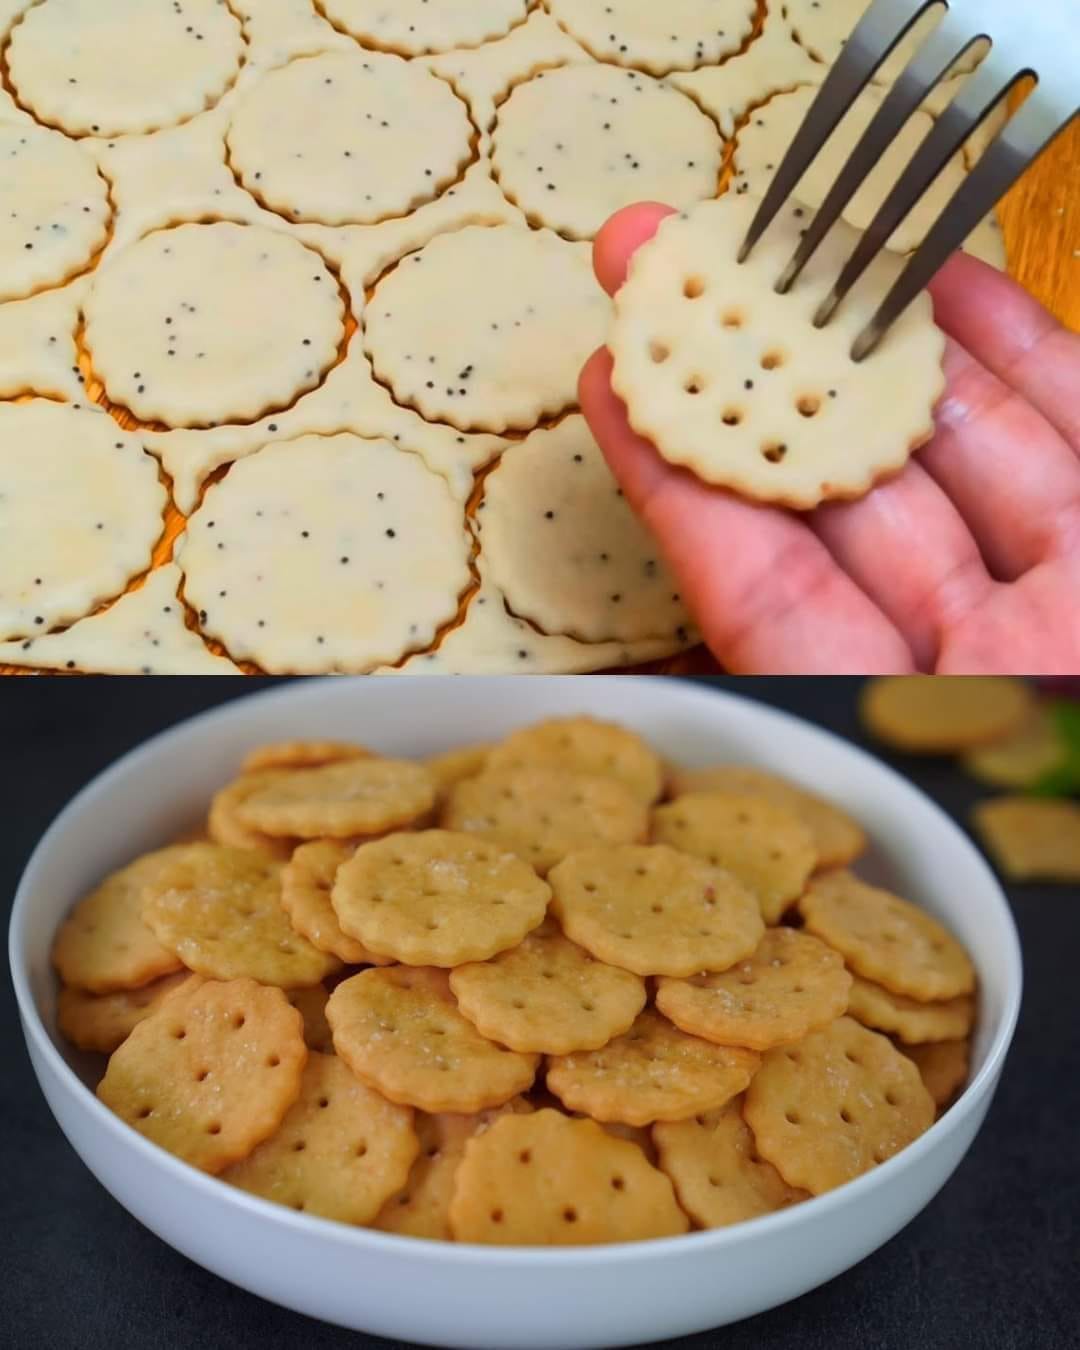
[10,677,1021,1350]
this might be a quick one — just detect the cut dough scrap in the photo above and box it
[178,433,471,673]
[0,401,166,642]
[7,0,245,137]
[380,557,697,675]
[0,561,239,674]
[320,0,528,55]
[545,0,756,75]
[609,195,945,508]
[84,222,345,428]
[0,121,109,303]
[480,415,689,644]
[235,0,354,67]
[491,65,722,241]
[364,224,607,434]
[733,85,969,255]
[0,279,85,401]
[226,50,474,227]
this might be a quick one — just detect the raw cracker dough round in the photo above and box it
[7,0,245,137]
[0,122,110,303]
[84,222,345,428]
[491,64,723,241]
[481,415,688,643]
[320,0,528,54]
[364,224,608,433]
[545,0,756,75]
[0,401,166,642]
[179,433,471,673]
[226,50,473,227]
[609,194,945,508]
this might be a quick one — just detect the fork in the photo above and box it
[738,0,1079,360]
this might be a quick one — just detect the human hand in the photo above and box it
[580,204,1080,674]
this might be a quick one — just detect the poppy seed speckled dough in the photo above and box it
[545,0,756,74]
[0,122,110,303]
[364,225,608,433]
[320,0,529,55]
[226,50,473,227]
[83,222,345,428]
[7,0,245,137]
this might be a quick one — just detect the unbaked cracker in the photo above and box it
[610,194,945,508]
[0,563,240,675]
[236,758,436,840]
[84,222,345,428]
[57,971,194,1054]
[281,840,390,966]
[0,401,166,643]
[544,0,756,75]
[970,797,1080,883]
[0,121,109,302]
[7,0,244,137]
[487,716,665,804]
[226,50,473,227]
[0,280,85,403]
[653,1097,807,1228]
[178,433,472,673]
[902,1038,970,1110]
[479,416,690,644]
[547,1010,760,1127]
[491,64,722,241]
[224,1052,418,1224]
[847,976,974,1045]
[364,224,608,434]
[320,0,529,56]
[860,676,1035,752]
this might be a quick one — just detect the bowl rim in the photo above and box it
[9,675,1023,1266]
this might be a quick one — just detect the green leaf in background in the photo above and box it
[1030,701,1080,797]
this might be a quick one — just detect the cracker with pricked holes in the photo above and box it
[902,1039,971,1110]
[326,967,538,1113]
[425,744,494,800]
[961,707,1065,789]
[487,716,665,804]
[241,741,372,774]
[970,797,1080,882]
[608,195,945,509]
[480,422,690,644]
[179,434,472,675]
[653,1096,808,1228]
[860,676,1033,752]
[236,757,436,840]
[226,49,473,227]
[547,1010,760,1126]
[52,847,190,994]
[331,830,550,967]
[140,843,339,989]
[449,918,646,1054]
[285,983,335,1054]
[799,870,976,1002]
[847,976,975,1046]
[745,1018,934,1195]
[667,764,866,869]
[223,1052,418,1224]
[282,840,391,966]
[652,792,818,923]
[208,771,298,860]
[58,971,195,1055]
[491,65,722,241]
[374,1099,532,1240]
[655,927,852,1052]
[363,224,608,434]
[320,0,528,55]
[546,0,755,75]
[549,844,763,977]
[448,1108,689,1244]
[97,977,307,1174]
[442,766,648,876]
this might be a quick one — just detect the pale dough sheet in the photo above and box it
[545,0,756,75]
[320,0,529,56]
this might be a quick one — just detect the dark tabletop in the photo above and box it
[3,678,1078,1350]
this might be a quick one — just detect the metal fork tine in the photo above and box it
[776,14,983,294]
[815,59,1018,330]
[737,0,937,264]
[851,96,1064,360]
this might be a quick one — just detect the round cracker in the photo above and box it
[234,757,436,840]
[450,918,647,1054]
[325,967,538,1114]
[859,676,1033,752]
[547,1010,760,1127]
[281,840,391,966]
[425,744,494,800]
[655,928,852,1052]
[961,708,1065,789]
[744,1017,935,1195]
[848,977,975,1045]
[487,716,665,803]
[549,844,764,978]
[241,741,372,774]
[57,971,195,1055]
[223,1052,418,1224]
[448,1108,689,1244]
[207,771,299,860]
[285,983,336,1054]
[901,1038,971,1110]
[320,0,528,55]
[799,870,976,1002]
[652,792,818,923]
[970,796,1080,883]
[97,977,307,1174]
[546,0,755,75]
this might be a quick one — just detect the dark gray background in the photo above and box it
[3,678,1077,1350]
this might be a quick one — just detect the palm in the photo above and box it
[580,205,1080,674]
